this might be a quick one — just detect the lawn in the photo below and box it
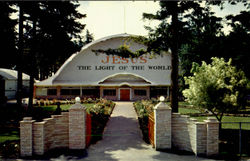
[36,103,94,112]
[178,107,201,114]
[191,116,250,130]
[0,129,19,144]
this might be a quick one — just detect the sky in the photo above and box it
[77,1,247,40]
[78,1,160,40]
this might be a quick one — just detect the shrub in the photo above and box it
[85,99,115,144]
[133,99,158,143]
[183,57,248,122]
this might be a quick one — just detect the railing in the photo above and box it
[219,122,250,157]
[148,111,155,148]
[86,113,92,147]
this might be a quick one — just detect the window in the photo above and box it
[134,89,147,96]
[61,88,80,95]
[103,89,116,96]
[82,89,100,97]
[71,89,80,95]
[150,87,168,98]
[47,89,57,95]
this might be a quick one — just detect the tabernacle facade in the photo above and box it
[34,34,172,101]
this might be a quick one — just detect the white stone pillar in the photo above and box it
[205,117,219,157]
[20,117,35,157]
[154,100,172,150]
[69,97,86,149]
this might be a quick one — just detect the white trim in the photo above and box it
[97,73,152,85]
[118,88,131,101]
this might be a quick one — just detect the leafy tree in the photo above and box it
[183,57,247,122]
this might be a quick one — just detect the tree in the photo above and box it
[15,1,86,109]
[17,2,24,107]
[93,1,205,112]
[19,1,86,80]
[0,2,17,69]
[83,29,94,46]
[179,1,250,79]
[222,10,250,79]
[183,57,247,122]
[142,1,204,112]
[178,4,223,78]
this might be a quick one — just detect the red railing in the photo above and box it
[148,111,155,148]
[86,113,92,147]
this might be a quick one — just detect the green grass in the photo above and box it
[191,116,250,130]
[178,107,201,114]
[35,103,94,112]
[0,129,19,143]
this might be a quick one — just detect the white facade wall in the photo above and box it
[4,80,30,99]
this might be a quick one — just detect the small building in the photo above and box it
[0,68,30,99]
[34,34,172,101]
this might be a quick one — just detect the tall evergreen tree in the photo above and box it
[19,1,86,80]
[143,1,204,112]
[0,2,17,68]
[83,29,94,45]
[223,10,250,78]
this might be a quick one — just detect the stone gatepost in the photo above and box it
[20,117,35,157]
[154,99,172,150]
[69,97,86,149]
[205,117,219,157]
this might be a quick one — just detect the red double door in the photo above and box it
[120,89,130,101]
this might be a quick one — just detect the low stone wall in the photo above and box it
[20,100,87,157]
[153,102,219,157]
[172,113,210,156]
[20,112,69,156]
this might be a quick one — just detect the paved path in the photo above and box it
[53,102,218,161]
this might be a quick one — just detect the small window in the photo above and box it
[47,89,57,95]
[103,89,116,96]
[134,89,147,96]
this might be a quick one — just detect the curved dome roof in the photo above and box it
[35,33,171,87]
[0,68,30,80]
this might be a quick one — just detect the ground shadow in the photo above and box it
[82,115,150,161]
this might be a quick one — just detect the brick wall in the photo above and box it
[171,113,218,156]
[153,102,219,157]
[20,102,86,157]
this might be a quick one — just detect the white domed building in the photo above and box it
[0,68,30,99]
[34,34,172,101]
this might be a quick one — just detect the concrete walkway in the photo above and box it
[53,102,218,161]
